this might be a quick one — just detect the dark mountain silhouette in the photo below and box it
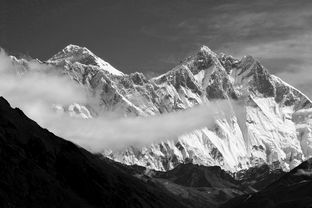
[0,96,189,208]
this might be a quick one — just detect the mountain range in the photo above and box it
[10,44,312,172]
[2,44,312,207]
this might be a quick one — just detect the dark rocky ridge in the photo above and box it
[154,163,240,188]
[222,159,312,208]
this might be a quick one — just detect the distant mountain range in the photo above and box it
[8,44,312,172]
[2,44,312,207]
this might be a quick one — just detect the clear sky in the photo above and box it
[1,0,312,97]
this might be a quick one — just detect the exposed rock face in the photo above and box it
[8,44,312,172]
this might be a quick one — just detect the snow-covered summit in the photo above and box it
[48,44,124,76]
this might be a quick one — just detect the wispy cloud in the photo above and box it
[0,49,235,152]
[49,101,234,151]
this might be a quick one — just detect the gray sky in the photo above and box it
[1,0,312,97]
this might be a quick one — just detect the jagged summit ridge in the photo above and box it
[104,46,312,171]
[48,44,124,76]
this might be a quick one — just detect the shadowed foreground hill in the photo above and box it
[0,97,189,208]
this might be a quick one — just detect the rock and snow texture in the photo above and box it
[293,109,312,162]
[48,44,124,76]
[8,44,312,172]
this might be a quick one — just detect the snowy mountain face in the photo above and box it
[9,44,312,172]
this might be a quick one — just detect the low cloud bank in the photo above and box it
[46,101,232,151]
[0,49,233,152]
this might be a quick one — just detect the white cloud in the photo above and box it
[0,49,88,119]
[0,49,234,152]
[48,100,234,151]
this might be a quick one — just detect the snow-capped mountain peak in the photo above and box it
[48,44,124,76]
[199,45,216,55]
[193,45,225,74]
[104,46,312,172]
